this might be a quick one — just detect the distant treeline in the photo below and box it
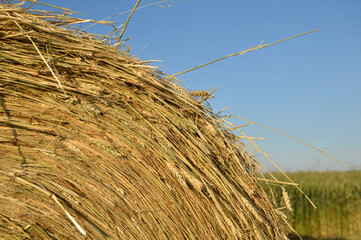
[260,171,361,240]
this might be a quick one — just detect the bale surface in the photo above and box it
[0,2,288,239]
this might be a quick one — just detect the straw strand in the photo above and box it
[172,29,321,77]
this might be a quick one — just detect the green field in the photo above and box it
[261,171,361,240]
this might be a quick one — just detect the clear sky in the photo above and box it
[29,0,361,172]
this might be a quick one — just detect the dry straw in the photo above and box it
[0,1,320,239]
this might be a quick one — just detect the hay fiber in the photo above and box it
[0,2,289,239]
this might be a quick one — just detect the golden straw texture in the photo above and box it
[0,2,289,239]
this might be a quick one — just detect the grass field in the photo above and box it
[261,171,361,240]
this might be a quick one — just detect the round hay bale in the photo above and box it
[0,2,288,239]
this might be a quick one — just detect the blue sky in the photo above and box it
[30,0,360,172]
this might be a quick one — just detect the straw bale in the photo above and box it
[0,2,289,239]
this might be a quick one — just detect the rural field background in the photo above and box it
[261,171,361,240]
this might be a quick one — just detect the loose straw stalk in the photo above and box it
[172,29,321,77]
[116,0,141,49]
